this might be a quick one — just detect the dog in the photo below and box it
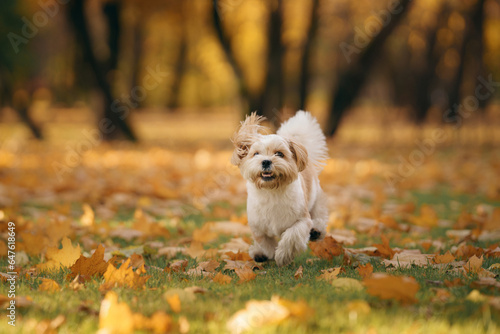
[231,111,329,266]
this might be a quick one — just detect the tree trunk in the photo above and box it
[298,0,320,111]
[325,0,412,136]
[68,0,137,141]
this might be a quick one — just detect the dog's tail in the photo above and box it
[277,110,328,172]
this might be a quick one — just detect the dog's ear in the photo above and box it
[231,112,266,166]
[288,139,308,172]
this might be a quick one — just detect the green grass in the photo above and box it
[1,190,500,333]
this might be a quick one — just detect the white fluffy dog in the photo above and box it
[231,111,329,266]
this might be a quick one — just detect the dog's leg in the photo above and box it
[275,218,312,266]
[249,234,277,262]
[309,191,328,241]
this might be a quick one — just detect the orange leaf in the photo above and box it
[165,259,188,273]
[372,235,395,259]
[224,251,253,261]
[67,245,108,282]
[434,251,455,264]
[444,278,464,287]
[309,236,344,260]
[166,294,181,313]
[357,263,373,278]
[99,291,134,333]
[363,273,419,304]
[235,267,257,283]
[101,258,150,290]
[294,266,303,280]
[38,278,60,293]
[213,272,233,284]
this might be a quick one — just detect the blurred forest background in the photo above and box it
[0,0,499,145]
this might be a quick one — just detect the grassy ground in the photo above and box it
[0,115,500,333]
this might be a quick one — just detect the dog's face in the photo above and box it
[231,114,308,190]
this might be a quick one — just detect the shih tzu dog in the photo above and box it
[231,111,329,266]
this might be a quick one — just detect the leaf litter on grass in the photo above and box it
[1,141,500,333]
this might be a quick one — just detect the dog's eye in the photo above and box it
[254,152,259,156]
[275,152,284,158]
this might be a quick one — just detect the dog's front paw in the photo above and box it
[253,254,268,262]
[274,247,293,267]
[309,228,325,241]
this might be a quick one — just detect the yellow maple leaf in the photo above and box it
[213,272,233,284]
[317,267,341,282]
[363,273,419,304]
[102,258,150,290]
[67,244,108,282]
[38,278,60,293]
[38,237,81,272]
[99,291,134,334]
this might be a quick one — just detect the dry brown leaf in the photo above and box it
[223,251,253,261]
[357,263,373,278]
[317,267,341,282]
[294,266,303,280]
[309,236,344,260]
[409,204,438,227]
[444,278,464,287]
[38,278,60,293]
[434,251,455,264]
[165,259,188,273]
[383,251,432,268]
[129,253,145,269]
[185,241,206,259]
[363,273,419,304]
[372,235,395,259]
[213,272,233,284]
[67,245,108,282]
[235,267,257,283]
[464,255,483,274]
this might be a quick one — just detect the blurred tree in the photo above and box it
[325,0,413,136]
[67,0,137,141]
[0,0,42,139]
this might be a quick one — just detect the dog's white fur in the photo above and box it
[231,111,328,266]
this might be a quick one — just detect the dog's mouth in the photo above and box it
[261,171,275,181]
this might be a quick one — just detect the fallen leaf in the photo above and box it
[213,272,233,284]
[464,255,483,274]
[363,273,419,304]
[309,236,344,260]
[331,278,364,291]
[434,251,455,264]
[129,253,145,269]
[357,263,373,278]
[165,259,188,273]
[317,267,341,282]
[347,300,371,315]
[372,235,395,259]
[101,258,150,290]
[488,263,500,271]
[235,267,257,283]
[38,278,60,293]
[432,288,451,302]
[223,251,253,261]
[38,237,82,272]
[99,291,134,333]
[80,203,95,226]
[294,266,303,280]
[383,250,432,268]
[166,293,181,313]
[444,278,464,287]
[409,204,438,227]
[227,298,290,334]
[67,244,108,282]
[274,296,314,320]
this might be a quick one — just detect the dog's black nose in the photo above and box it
[262,160,272,169]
